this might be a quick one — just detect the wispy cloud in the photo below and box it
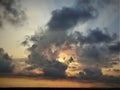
[0,0,26,28]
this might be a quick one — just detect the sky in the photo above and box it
[0,0,119,58]
[0,0,120,87]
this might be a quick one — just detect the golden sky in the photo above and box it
[0,77,119,88]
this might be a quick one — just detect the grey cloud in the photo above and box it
[108,42,120,54]
[77,43,119,69]
[101,76,120,84]
[73,28,120,69]
[26,27,119,78]
[28,30,74,50]
[47,0,98,31]
[24,29,75,77]
[78,67,120,84]
[78,68,120,84]
[0,48,14,73]
[75,28,117,44]
[21,35,30,46]
[21,40,29,46]
[0,0,26,28]
[27,52,67,77]
[43,61,67,78]
[79,68,102,80]
[47,0,117,31]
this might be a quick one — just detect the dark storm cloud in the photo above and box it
[78,67,120,83]
[0,0,26,28]
[0,48,14,73]
[77,41,119,68]
[101,76,120,84]
[79,68,102,80]
[78,68,120,84]
[75,28,117,44]
[43,61,67,77]
[108,42,120,54]
[47,0,98,31]
[47,7,97,31]
[74,28,119,70]
[47,0,118,31]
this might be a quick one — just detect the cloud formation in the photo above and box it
[79,68,103,80]
[75,28,117,44]
[43,61,67,77]
[0,48,14,73]
[22,0,120,80]
[75,28,120,68]
[47,0,98,31]
[0,0,26,28]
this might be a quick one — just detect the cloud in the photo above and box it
[25,28,119,78]
[0,48,14,73]
[79,68,102,80]
[78,68,120,84]
[21,35,30,46]
[47,0,118,31]
[24,28,119,77]
[47,0,98,31]
[108,42,120,54]
[23,0,119,80]
[26,51,67,77]
[71,28,119,69]
[113,69,120,72]
[75,28,117,44]
[43,61,67,77]
[0,0,26,28]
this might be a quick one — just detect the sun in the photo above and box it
[56,49,83,77]
[57,52,69,64]
[56,49,78,65]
